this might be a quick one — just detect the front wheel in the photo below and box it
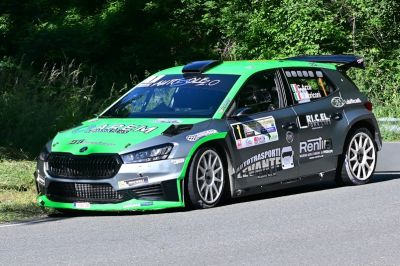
[186,147,226,209]
[337,128,377,185]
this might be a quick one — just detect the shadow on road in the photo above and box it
[47,205,188,219]
[373,172,400,183]
[229,172,400,207]
[229,172,400,205]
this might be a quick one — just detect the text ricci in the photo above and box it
[298,113,331,129]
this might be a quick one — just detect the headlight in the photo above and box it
[38,145,50,161]
[121,144,174,164]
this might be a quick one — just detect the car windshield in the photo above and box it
[102,74,239,118]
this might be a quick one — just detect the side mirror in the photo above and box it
[231,107,252,118]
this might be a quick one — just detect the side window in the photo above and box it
[284,69,334,105]
[236,71,281,115]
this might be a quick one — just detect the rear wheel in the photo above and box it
[186,147,226,209]
[337,128,377,185]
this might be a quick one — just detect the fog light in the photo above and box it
[36,174,45,186]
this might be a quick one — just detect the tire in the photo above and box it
[186,147,227,209]
[337,128,377,185]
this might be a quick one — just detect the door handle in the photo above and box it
[282,122,297,131]
[331,112,343,121]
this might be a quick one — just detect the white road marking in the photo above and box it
[0,218,55,228]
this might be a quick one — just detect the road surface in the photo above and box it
[0,143,399,265]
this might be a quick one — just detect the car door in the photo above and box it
[227,70,300,192]
[281,68,346,177]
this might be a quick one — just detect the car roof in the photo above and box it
[156,60,337,76]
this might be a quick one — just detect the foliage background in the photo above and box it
[0,0,399,158]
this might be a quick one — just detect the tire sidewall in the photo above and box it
[340,128,377,185]
[186,147,226,209]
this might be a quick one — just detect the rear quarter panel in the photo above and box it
[324,69,382,152]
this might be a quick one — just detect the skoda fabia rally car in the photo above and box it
[35,55,382,211]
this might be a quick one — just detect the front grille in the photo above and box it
[47,153,122,179]
[128,184,164,200]
[46,180,176,203]
[47,182,123,203]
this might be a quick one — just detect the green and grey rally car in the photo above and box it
[35,55,382,211]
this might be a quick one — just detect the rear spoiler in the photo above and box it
[285,55,365,72]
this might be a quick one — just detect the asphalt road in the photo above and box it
[376,142,400,172]
[0,144,399,265]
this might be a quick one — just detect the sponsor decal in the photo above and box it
[281,146,294,170]
[236,146,294,179]
[118,177,149,189]
[290,84,311,103]
[300,137,333,160]
[69,139,115,146]
[290,83,322,103]
[138,75,221,88]
[218,97,231,114]
[331,97,346,108]
[70,139,84,144]
[171,158,185,164]
[331,97,362,108]
[297,113,331,130]
[138,75,166,87]
[140,202,154,206]
[345,98,362,105]
[72,124,158,134]
[73,202,91,209]
[231,116,279,149]
[236,139,242,148]
[156,119,182,124]
[286,131,294,143]
[186,129,218,141]
[122,202,153,208]
[123,203,141,209]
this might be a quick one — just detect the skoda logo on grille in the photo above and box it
[79,146,88,153]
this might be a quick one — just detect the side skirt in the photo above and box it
[231,170,337,198]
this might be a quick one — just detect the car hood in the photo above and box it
[50,118,207,155]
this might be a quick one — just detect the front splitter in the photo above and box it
[37,195,184,211]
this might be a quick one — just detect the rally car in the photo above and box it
[35,55,382,211]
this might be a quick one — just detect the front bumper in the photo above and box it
[36,157,186,211]
[37,194,184,211]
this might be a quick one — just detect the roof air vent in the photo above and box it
[182,60,222,74]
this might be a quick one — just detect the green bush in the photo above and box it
[351,58,400,117]
[0,0,399,160]
[0,57,96,157]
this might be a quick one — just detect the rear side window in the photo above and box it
[284,69,334,104]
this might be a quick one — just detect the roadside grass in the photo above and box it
[0,160,45,223]
[380,128,400,142]
[377,119,400,142]
[0,189,44,223]
[374,105,400,141]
